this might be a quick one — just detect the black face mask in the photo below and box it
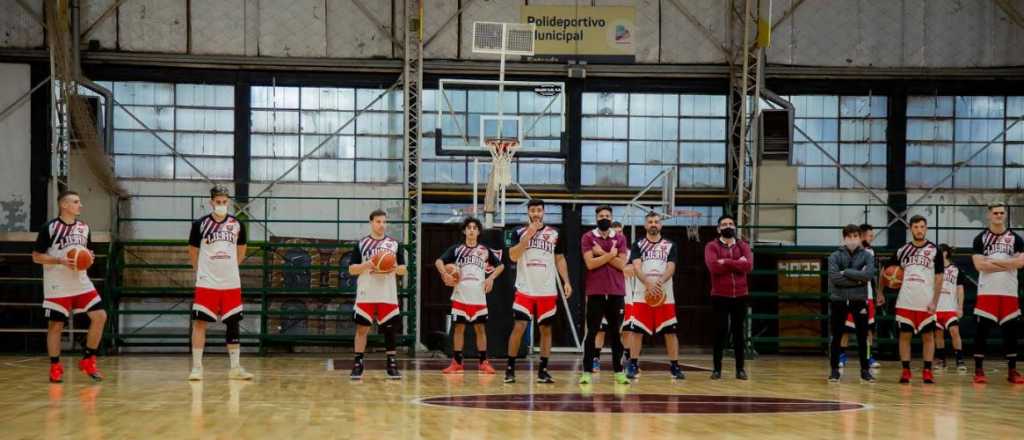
[720,227,736,239]
[597,219,612,231]
[862,240,870,248]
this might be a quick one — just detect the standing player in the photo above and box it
[591,221,634,373]
[627,212,686,380]
[704,214,754,380]
[437,217,504,374]
[826,225,875,383]
[505,199,572,384]
[188,186,253,381]
[934,244,966,372]
[970,202,1024,384]
[33,190,107,383]
[838,224,881,369]
[348,209,408,380]
[881,215,943,384]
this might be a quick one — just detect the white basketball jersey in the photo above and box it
[351,235,404,303]
[440,243,501,306]
[34,218,95,299]
[189,214,246,290]
[629,238,678,304]
[511,225,564,297]
[894,241,944,312]
[973,229,1024,298]
[937,264,964,312]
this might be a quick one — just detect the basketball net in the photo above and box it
[486,137,519,187]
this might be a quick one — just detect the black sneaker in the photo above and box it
[828,369,841,383]
[504,370,516,384]
[710,370,722,380]
[537,369,555,384]
[670,364,686,380]
[350,362,364,380]
[385,361,402,380]
[736,370,749,380]
[860,369,876,383]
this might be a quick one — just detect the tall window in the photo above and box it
[421,89,565,185]
[250,86,404,183]
[580,204,723,226]
[580,93,727,189]
[103,81,234,179]
[790,95,887,189]
[907,96,1024,189]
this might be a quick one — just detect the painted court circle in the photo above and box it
[416,393,867,414]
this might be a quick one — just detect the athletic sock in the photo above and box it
[901,361,910,369]
[1009,354,1017,370]
[192,348,204,368]
[228,346,241,369]
[354,352,365,364]
[539,357,549,371]
[955,350,963,363]
[506,356,516,373]
[82,347,96,359]
[623,348,631,361]
[478,351,487,364]
[923,361,932,371]
[453,351,464,365]
[387,353,397,364]
[50,357,59,364]
[670,360,680,368]
[975,355,984,370]
[935,347,945,362]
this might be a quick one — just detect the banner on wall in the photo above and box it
[521,5,635,63]
[777,258,824,351]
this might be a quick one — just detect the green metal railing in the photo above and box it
[109,195,417,354]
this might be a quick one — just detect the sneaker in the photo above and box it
[837,353,848,368]
[613,372,631,385]
[973,368,988,384]
[670,364,686,380]
[78,356,103,382]
[537,369,554,384]
[385,362,402,380]
[860,369,876,383]
[626,360,639,379]
[1008,369,1024,384]
[228,367,254,380]
[478,360,496,375]
[710,370,722,380]
[350,361,364,380]
[922,368,935,384]
[592,358,601,373]
[828,369,841,383]
[936,359,947,370]
[736,370,748,380]
[899,367,912,384]
[49,363,63,383]
[188,367,204,381]
[868,357,881,369]
[503,370,516,384]
[442,360,464,375]
[956,360,967,373]
[578,372,592,385]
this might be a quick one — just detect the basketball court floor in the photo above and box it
[3,354,1021,439]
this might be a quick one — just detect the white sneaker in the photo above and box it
[188,367,204,381]
[228,367,254,380]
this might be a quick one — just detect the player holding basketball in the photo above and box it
[970,202,1024,384]
[348,209,408,380]
[882,215,943,384]
[188,186,253,381]
[505,199,572,384]
[437,217,504,375]
[934,244,966,372]
[578,205,630,385]
[33,190,107,383]
[626,212,686,380]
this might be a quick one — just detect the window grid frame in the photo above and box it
[792,95,888,190]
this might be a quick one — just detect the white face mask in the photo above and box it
[213,205,228,216]
[844,239,860,251]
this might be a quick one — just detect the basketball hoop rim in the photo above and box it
[485,137,521,156]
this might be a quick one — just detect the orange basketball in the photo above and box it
[644,289,666,307]
[443,264,460,283]
[882,265,904,289]
[371,251,397,272]
[66,247,93,271]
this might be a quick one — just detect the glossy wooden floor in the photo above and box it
[2,354,1021,439]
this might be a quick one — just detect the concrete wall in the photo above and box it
[754,159,797,245]
[0,63,32,232]
[3,0,1022,67]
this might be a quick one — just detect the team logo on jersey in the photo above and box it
[943,266,958,285]
[901,247,935,268]
[983,232,1017,255]
[527,230,557,253]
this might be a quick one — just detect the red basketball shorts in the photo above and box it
[193,287,243,322]
[935,311,960,330]
[354,302,400,327]
[512,292,557,325]
[43,290,102,320]
[974,294,1021,325]
[895,307,936,334]
[628,302,678,336]
[451,301,488,324]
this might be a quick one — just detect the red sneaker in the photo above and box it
[922,368,935,384]
[442,360,464,375]
[1009,369,1024,384]
[974,369,988,384]
[478,360,496,375]
[49,363,63,383]
[899,367,912,384]
[78,356,103,381]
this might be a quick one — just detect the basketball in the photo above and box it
[644,288,666,307]
[882,265,904,289]
[443,264,460,283]
[371,251,397,272]
[66,247,93,271]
